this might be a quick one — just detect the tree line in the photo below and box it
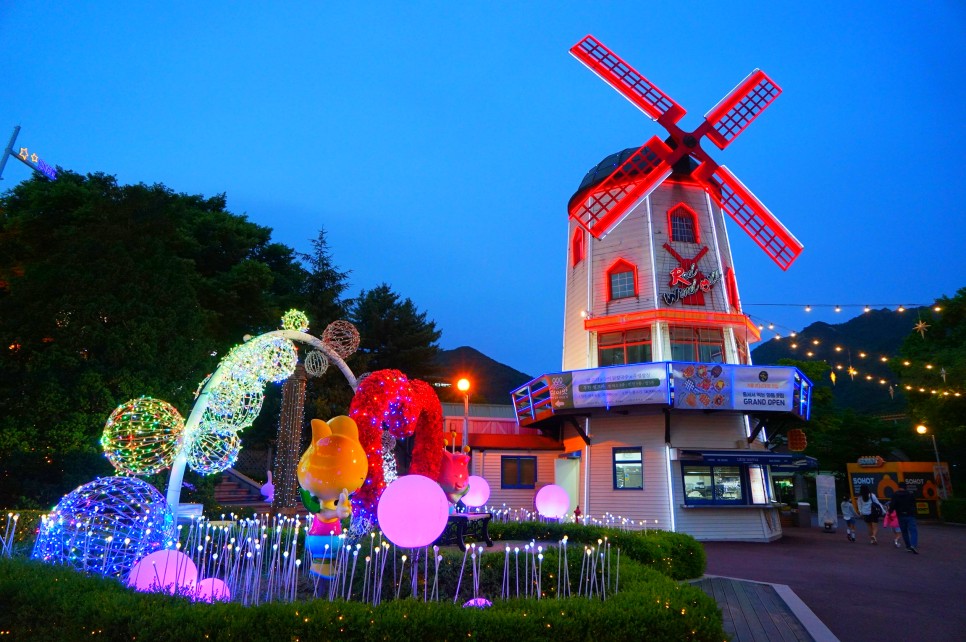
[0,171,441,507]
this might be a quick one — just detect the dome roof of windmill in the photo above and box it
[568,144,699,213]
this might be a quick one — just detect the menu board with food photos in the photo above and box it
[672,363,797,413]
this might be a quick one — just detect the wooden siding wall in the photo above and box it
[585,414,672,529]
[589,205,655,319]
[668,412,749,449]
[474,449,561,514]
[564,219,590,371]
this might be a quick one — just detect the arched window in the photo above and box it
[668,203,700,244]
[606,258,638,301]
[571,228,585,266]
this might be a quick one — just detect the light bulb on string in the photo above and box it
[835,305,841,313]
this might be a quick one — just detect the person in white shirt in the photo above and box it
[855,483,887,544]
[840,497,859,542]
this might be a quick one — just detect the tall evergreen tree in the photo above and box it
[348,283,441,382]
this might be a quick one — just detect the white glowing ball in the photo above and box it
[377,475,449,548]
[462,475,491,508]
[127,549,198,594]
[195,577,231,602]
[535,484,571,519]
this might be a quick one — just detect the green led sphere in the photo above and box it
[101,397,185,476]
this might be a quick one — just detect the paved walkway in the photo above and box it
[699,521,966,642]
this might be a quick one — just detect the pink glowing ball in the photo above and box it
[535,484,571,519]
[377,474,449,548]
[195,577,231,603]
[127,549,198,594]
[462,475,491,508]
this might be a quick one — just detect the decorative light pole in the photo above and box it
[916,424,948,499]
[457,378,471,473]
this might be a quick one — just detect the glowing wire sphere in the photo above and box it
[280,308,310,333]
[304,350,329,377]
[322,320,360,359]
[377,475,449,548]
[222,335,298,384]
[462,475,491,508]
[186,428,241,475]
[202,381,264,432]
[535,484,571,519]
[32,476,173,579]
[127,549,198,595]
[101,397,185,476]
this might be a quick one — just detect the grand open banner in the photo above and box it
[672,363,798,413]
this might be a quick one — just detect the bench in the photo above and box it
[435,512,494,552]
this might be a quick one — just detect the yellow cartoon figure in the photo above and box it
[297,415,368,578]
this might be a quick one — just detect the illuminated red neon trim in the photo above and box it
[604,257,639,301]
[584,309,760,342]
[666,203,701,244]
[725,267,740,312]
[571,227,585,266]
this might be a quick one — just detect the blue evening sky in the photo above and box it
[2,3,964,378]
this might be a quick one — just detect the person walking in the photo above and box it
[840,497,859,542]
[890,481,920,554]
[856,483,886,544]
[883,500,902,548]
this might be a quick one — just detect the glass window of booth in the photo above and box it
[598,328,652,366]
[683,464,744,504]
[613,447,643,490]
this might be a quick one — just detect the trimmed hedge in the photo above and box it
[0,552,724,641]
[487,521,706,580]
[940,497,966,524]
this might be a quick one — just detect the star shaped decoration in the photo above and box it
[30,153,38,163]
[914,320,930,338]
[941,367,947,383]
[848,366,857,381]
[18,147,28,160]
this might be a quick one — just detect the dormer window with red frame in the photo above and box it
[571,228,585,266]
[606,258,638,301]
[668,203,700,244]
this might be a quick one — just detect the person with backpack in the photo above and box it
[890,481,920,554]
[856,483,887,544]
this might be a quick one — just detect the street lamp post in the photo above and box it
[916,424,948,499]
[457,378,471,474]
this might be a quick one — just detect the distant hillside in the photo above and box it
[433,347,533,405]
[751,308,928,415]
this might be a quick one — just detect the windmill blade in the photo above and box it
[569,137,673,238]
[703,70,781,150]
[570,35,686,126]
[698,164,802,270]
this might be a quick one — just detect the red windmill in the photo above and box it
[569,35,803,270]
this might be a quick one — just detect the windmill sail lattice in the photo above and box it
[569,35,802,270]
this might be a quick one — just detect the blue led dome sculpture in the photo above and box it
[32,476,174,579]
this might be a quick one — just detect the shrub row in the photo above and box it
[940,497,966,524]
[487,521,706,580]
[0,550,724,641]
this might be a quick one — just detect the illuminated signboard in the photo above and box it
[17,147,57,180]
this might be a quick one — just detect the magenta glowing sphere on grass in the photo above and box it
[462,475,490,508]
[195,577,231,602]
[127,549,198,594]
[535,484,571,519]
[377,474,449,548]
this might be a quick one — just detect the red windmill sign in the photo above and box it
[569,35,803,271]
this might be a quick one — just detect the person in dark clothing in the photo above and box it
[891,481,919,553]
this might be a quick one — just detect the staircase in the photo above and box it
[214,469,271,508]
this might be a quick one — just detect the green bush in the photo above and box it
[940,497,966,524]
[0,553,724,641]
[487,521,706,580]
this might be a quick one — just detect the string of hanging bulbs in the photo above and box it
[741,304,959,398]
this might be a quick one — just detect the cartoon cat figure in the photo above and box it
[437,449,471,507]
[297,415,368,578]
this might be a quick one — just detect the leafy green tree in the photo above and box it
[0,172,306,506]
[894,288,966,487]
[349,283,442,382]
